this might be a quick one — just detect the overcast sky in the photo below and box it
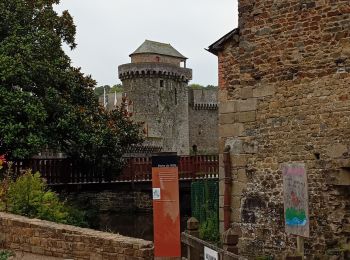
[55,1,238,87]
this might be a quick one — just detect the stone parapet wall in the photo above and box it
[189,89,218,107]
[0,212,153,260]
[118,62,192,82]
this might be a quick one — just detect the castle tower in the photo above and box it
[118,40,192,155]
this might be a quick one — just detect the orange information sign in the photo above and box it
[152,154,181,258]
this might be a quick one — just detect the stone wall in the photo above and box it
[0,212,153,259]
[189,108,218,154]
[217,0,350,258]
[65,190,153,213]
[188,89,219,154]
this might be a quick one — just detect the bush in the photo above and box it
[0,250,14,260]
[0,169,87,227]
[192,180,220,243]
[199,212,220,243]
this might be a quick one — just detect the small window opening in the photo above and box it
[156,56,160,62]
[160,80,164,88]
[174,88,177,105]
[192,145,198,155]
[314,152,320,160]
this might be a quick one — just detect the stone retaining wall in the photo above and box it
[0,212,153,260]
[64,191,153,213]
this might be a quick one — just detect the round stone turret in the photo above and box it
[118,40,192,155]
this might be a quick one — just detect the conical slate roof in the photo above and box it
[130,40,187,59]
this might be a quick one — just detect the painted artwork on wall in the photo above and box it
[282,163,310,238]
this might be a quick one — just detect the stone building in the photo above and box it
[208,0,350,258]
[100,40,218,155]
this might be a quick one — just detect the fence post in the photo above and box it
[186,217,200,260]
[223,146,232,231]
[222,228,239,255]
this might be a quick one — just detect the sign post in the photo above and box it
[152,153,181,260]
[282,163,309,257]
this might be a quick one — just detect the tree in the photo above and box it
[94,84,123,98]
[94,85,111,97]
[110,84,123,93]
[0,0,142,168]
[188,84,204,89]
[206,85,218,89]
[188,84,218,90]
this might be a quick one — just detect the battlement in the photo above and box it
[118,63,192,82]
[192,103,218,110]
[188,88,218,110]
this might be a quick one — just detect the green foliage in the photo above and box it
[0,89,47,159]
[199,212,220,243]
[110,84,124,93]
[0,0,142,168]
[188,84,218,90]
[94,84,124,97]
[94,85,111,97]
[205,85,218,89]
[64,205,88,227]
[189,83,204,89]
[0,250,14,260]
[1,169,87,226]
[191,180,219,243]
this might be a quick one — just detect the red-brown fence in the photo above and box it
[9,155,219,185]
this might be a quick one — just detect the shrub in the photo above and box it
[1,169,87,227]
[192,180,220,243]
[199,212,220,243]
[0,250,14,260]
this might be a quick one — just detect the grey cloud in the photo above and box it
[55,0,238,86]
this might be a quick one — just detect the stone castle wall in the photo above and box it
[189,89,219,154]
[217,0,350,258]
[118,59,219,156]
[0,212,153,259]
[98,86,220,155]
[189,107,219,154]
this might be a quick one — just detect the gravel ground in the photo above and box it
[1,250,69,260]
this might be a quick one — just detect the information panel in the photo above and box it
[204,246,218,260]
[282,163,310,238]
[152,153,181,258]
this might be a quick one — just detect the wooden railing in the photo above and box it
[10,155,219,185]
[181,218,246,260]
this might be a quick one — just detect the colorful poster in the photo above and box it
[282,163,309,238]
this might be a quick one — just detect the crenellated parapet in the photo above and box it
[118,63,192,82]
[188,88,218,110]
[192,103,218,110]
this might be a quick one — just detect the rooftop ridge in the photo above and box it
[130,39,187,59]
